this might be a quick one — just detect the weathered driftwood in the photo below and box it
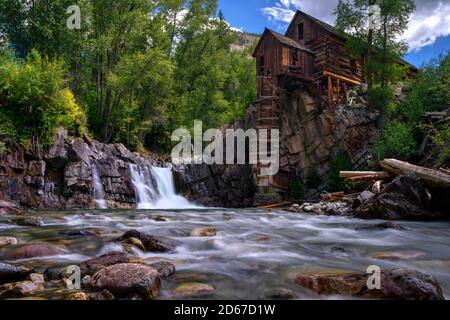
[256,201,291,209]
[340,171,392,181]
[380,159,450,187]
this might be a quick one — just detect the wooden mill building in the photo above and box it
[252,10,366,190]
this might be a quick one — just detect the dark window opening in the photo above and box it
[292,49,299,66]
[298,23,304,41]
[350,58,357,74]
[259,55,265,74]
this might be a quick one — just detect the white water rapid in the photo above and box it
[130,165,198,210]
[92,164,107,209]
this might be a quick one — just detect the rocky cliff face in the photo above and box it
[272,89,379,195]
[0,128,157,209]
[173,164,256,208]
[0,128,257,210]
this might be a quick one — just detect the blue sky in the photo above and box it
[218,0,450,67]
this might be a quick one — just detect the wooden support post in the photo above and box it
[328,76,333,109]
[343,83,348,104]
[336,78,340,106]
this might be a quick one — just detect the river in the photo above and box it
[1,208,449,299]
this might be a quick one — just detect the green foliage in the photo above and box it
[335,0,415,88]
[368,87,394,112]
[423,123,450,167]
[374,122,417,160]
[288,180,305,200]
[0,50,86,149]
[328,151,351,192]
[0,0,257,151]
[305,168,321,189]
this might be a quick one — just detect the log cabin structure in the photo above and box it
[251,10,417,192]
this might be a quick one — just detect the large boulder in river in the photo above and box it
[295,268,444,300]
[80,251,131,276]
[117,230,169,252]
[354,173,446,220]
[0,263,34,285]
[0,200,21,215]
[90,263,161,299]
[3,244,69,260]
[0,280,45,298]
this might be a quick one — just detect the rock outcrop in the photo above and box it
[89,263,161,300]
[174,163,256,208]
[295,268,444,300]
[354,173,450,220]
[0,128,160,209]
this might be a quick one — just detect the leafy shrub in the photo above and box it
[373,122,417,160]
[368,87,395,112]
[0,50,86,149]
[425,123,450,167]
[288,180,305,201]
[328,151,351,192]
[305,168,321,189]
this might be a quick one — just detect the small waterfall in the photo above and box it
[130,164,198,210]
[92,164,107,209]
[130,165,158,208]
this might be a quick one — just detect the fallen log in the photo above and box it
[380,159,450,187]
[320,192,345,201]
[340,171,392,181]
[256,201,291,209]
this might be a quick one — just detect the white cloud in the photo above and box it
[401,1,450,51]
[261,0,450,52]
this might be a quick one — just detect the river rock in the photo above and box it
[0,200,21,215]
[174,282,215,298]
[3,244,69,260]
[0,263,34,284]
[149,262,176,278]
[295,268,444,300]
[190,227,217,237]
[79,251,131,276]
[356,222,406,231]
[89,289,115,300]
[354,173,446,220]
[288,202,352,216]
[262,288,297,300]
[90,263,161,300]
[16,217,44,227]
[122,237,146,251]
[29,273,45,284]
[370,251,426,261]
[0,280,45,298]
[64,292,90,300]
[0,236,17,248]
[117,230,169,252]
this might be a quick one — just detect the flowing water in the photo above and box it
[1,208,449,300]
[92,165,107,209]
[130,165,199,210]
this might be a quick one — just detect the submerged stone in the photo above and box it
[174,282,215,298]
[90,263,160,300]
[295,268,444,300]
[190,227,217,237]
[0,263,34,285]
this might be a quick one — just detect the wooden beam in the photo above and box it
[336,78,340,106]
[380,159,450,187]
[323,70,361,86]
[328,76,333,109]
[343,83,348,104]
[340,171,392,179]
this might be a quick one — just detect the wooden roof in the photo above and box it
[252,28,315,57]
[286,10,419,72]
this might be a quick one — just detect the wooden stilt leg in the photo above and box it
[328,76,333,109]
[336,79,340,106]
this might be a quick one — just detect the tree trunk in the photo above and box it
[380,159,450,187]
